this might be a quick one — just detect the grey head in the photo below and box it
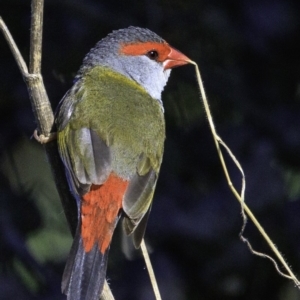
[77,26,173,101]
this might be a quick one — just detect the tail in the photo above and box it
[62,175,128,299]
[62,228,109,300]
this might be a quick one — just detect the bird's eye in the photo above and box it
[146,50,159,60]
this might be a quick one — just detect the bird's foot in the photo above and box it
[33,129,57,144]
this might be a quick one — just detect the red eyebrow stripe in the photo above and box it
[119,42,171,62]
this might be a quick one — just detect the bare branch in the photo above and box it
[30,0,43,74]
[0,17,28,76]
[0,14,53,136]
[1,2,115,299]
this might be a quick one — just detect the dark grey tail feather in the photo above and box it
[61,230,80,293]
[62,229,109,300]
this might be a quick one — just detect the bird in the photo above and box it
[55,26,190,300]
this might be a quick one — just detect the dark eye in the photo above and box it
[146,50,159,60]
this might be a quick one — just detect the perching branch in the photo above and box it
[29,0,43,74]
[0,1,114,300]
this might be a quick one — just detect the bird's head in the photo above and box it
[79,26,190,101]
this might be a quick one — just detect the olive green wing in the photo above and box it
[122,153,161,248]
[56,86,112,197]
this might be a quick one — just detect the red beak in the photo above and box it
[163,46,191,70]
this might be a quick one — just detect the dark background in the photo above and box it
[1,0,300,299]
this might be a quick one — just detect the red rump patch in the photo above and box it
[81,173,129,253]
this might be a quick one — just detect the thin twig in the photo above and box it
[141,239,162,300]
[0,17,28,76]
[101,281,115,300]
[190,60,300,288]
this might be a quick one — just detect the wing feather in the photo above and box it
[58,128,112,196]
[56,85,112,196]
[122,153,159,248]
